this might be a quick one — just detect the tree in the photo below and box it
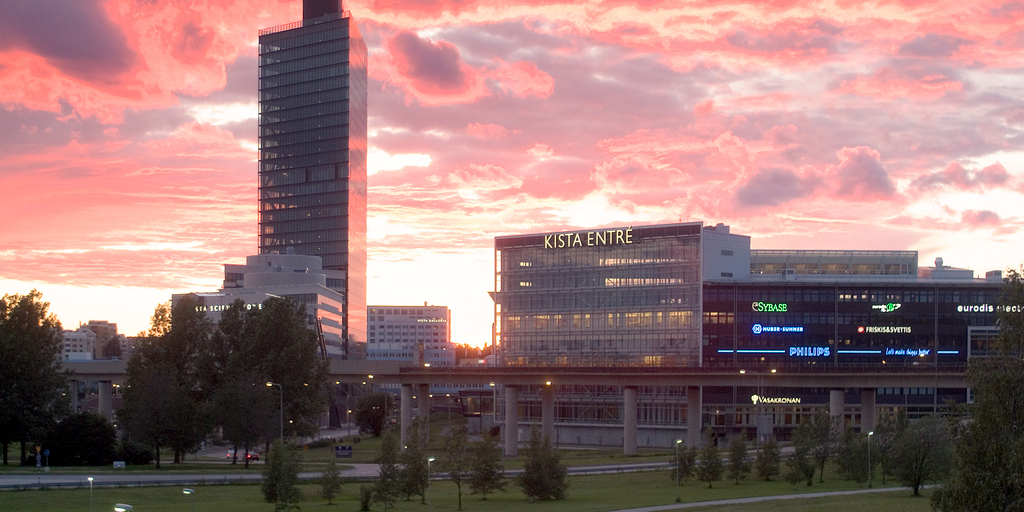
[399,420,428,503]
[321,458,343,505]
[214,375,275,468]
[41,413,115,466]
[0,291,70,466]
[119,297,210,466]
[873,410,908,485]
[755,439,781,481]
[469,428,506,499]
[835,427,873,485]
[374,431,402,512]
[262,440,302,511]
[932,268,1024,512]
[671,444,698,486]
[517,428,567,501]
[793,409,836,483]
[890,416,951,496]
[356,392,395,437]
[439,424,471,510]
[727,435,751,484]
[783,443,815,490]
[697,429,723,489]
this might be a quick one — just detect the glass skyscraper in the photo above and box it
[258,0,367,354]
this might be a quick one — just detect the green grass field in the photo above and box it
[0,467,932,512]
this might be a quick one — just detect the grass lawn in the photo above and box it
[0,466,932,512]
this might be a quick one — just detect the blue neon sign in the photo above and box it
[752,324,804,334]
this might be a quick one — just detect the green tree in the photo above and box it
[873,410,908,485]
[754,439,781,481]
[835,427,873,485]
[671,444,698,485]
[517,428,567,501]
[247,297,330,439]
[783,443,815,489]
[439,424,471,510]
[262,440,302,511]
[727,435,751,484]
[469,428,505,499]
[697,430,723,489]
[356,392,395,437]
[793,409,836,483]
[321,458,343,505]
[890,416,951,496]
[213,374,275,468]
[399,420,428,503]
[374,431,402,512]
[0,290,70,466]
[933,268,1024,511]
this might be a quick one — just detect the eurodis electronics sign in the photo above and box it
[544,227,634,249]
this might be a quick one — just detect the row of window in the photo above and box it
[261,216,347,235]
[704,287,996,303]
[260,50,348,77]
[260,64,349,90]
[260,205,343,223]
[261,100,349,128]
[261,112,348,137]
[260,39,348,66]
[260,231,347,246]
[260,150,349,172]
[260,26,350,54]
[260,180,347,200]
[503,311,696,331]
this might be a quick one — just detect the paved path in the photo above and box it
[608,486,909,512]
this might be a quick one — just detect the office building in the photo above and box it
[491,221,1008,445]
[174,250,353,357]
[258,0,368,352]
[61,327,97,361]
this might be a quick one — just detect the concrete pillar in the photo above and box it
[504,385,519,456]
[98,381,113,421]
[623,386,638,455]
[400,384,413,449]
[68,380,79,413]
[830,389,845,423]
[861,388,876,433]
[686,386,701,447]
[541,385,555,441]
[417,383,431,443]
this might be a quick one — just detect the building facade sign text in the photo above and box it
[544,227,634,249]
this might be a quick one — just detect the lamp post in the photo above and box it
[88,477,94,512]
[427,456,435,505]
[113,505,133,512]
[266,382,283,442]
[740,369,775,447]
[183,488,196,512]
[674,439,683,502]
[867,431,874,488]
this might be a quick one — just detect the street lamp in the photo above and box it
[88,477,94,512]
[867,431,875,488]
[266,382,283,442]
[183,488,196,512]
[674,439,683,502]
[114,505,133,512]
[740,369,777,447]
[427,456,436,505]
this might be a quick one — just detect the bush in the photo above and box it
[117,440,154,466]
[42,413,116,466]
[517,428,567,501]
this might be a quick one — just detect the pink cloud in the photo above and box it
[491,59,554,99]
[961,209,1002,227]
[827,146,898,201]
[466,122,515,139]
[834,67,963,99]
[377,31,489,105]
[911,162,1011,191]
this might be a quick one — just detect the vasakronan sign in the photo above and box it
[544,227,634,249]
[751,394,801,405]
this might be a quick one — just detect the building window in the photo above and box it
[721,272,733,278]
[721,250,733,256]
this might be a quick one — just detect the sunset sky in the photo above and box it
[1,0,1022,346]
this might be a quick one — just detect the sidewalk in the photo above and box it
[608,486,908,512]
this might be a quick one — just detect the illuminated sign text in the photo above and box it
[417,318,447,323]
[872,303,902,313]
[858,326,912,334]
[544,227,634,249]
[752,324,804,334]
[956,304,1024,313]
[885,348,930,356]
[789,346,830,357]
[195,303,263,313]
[752,301,788,312]
[751,395,801,405]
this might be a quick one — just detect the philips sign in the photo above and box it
[789,346,830,357]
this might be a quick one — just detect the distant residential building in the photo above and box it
[82,320,119,359]
[367,305,454,367]
[62,327,96,361]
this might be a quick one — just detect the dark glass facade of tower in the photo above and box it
[258,8,367,354]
